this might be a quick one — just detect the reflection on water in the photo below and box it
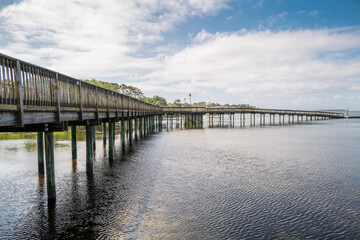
[0,118,359,239]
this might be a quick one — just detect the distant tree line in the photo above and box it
[167,99,255,108]
[84,79,255,108]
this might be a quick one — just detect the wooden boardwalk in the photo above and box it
[0,53,343,131]
[0,53,163,132]
[0,53,344,199]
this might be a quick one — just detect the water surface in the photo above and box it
[0,118,359,239]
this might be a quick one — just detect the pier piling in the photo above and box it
[102,122,106,146]
[71,126,77,159]
[37,132,45,174]
[86,125,94,172]
[45,131,56,199]
[109,122,114,159]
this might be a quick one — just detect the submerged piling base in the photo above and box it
[45,131,56,199]
[71,125,77,159]
[37,132,44,175]
[109,121,114,160]
[86,125,94,172]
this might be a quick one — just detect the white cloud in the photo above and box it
[296,10,305,14]
[226,15,233,21]
[0,0,228,78]
[309,10,319,17]
[139,28,360,108]
[0,1,359,109]
[252,0,264,8]
[268,11,288,27]
[333,94,343,100]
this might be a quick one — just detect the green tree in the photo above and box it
[192,101,207,107]
[84,79,120,92]
[84,79,144,98]
[140,95,168,107]
[119,84,144,98]
[169,99,182,107]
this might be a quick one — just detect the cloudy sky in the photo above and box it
[0,0,359,109]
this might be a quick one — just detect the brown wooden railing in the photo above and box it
[0,53,162,127]
[0,53,344,129]
[162,107,344,118]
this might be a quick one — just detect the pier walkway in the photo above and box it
[0,53,344,199]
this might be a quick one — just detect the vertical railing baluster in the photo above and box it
[10,62,15,104]
[29,66,32,105]
[50,72,54,106]
[55,73,61,122]
[46,72,50,106]
[5,59,9,104]
[4,59,10,104]
[29,66,33,105]
[26,65,30,105]
[2,59,6,104]
[37,68,41,106]
[0,60,3,104]
[41,70,45,105]
[14,60,24,126]
[21,65,26,105]
[79,81,83,121]
[95,86,99,120]
[34,68,39,105]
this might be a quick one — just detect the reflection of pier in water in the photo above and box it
[0,53,344,200]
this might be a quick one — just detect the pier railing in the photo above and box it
[162,107,344,118]
[0,53,344,128]
[0,53,162,127]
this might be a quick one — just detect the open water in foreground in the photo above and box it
[0,118,359,239]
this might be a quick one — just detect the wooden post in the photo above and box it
[79,81,83,121]
[134,117,138,141]
[86,125,94,172]
[129,119,133,145]
[121,120,125,150]
[14,60,24,127]
[71,125,77,159]
[166,115,168,131]
[139,117,143,138]
[96,86,99,120]
[159,115,162,131]
[260,114,262,126]
[142,117,145,136]
[155,116,157,132]
[37,132,45,174]
[113,121,116,142]
[102,122,106,146]
[109,121,114,160]
[55,73,61,123]
[171,115,173,130]
[180,114,182,129]
[92,126,96,151]
[45,131,56,199]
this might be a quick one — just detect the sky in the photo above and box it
[0,0,360,110]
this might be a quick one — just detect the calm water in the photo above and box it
[0,117,359,239]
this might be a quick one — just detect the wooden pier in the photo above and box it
[0,53,344,199]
